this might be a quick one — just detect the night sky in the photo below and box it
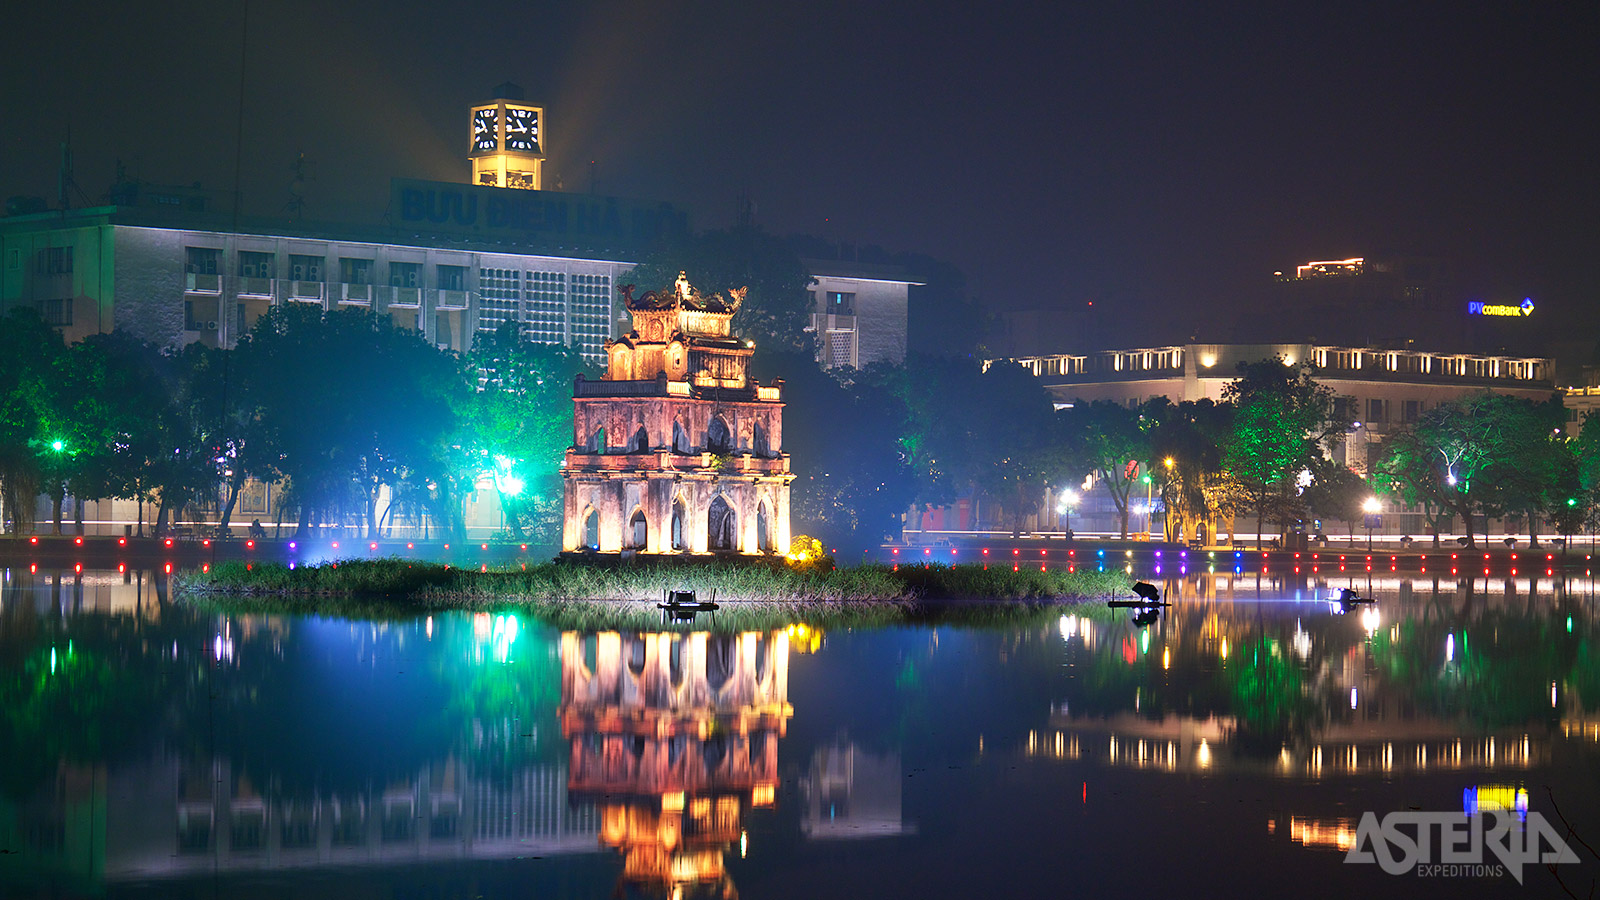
[4,0,1595,350]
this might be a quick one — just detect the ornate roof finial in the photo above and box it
[675,271,693,303]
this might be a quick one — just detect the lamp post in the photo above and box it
[1142,473,1152,539]
[1363,496,1381,553]
[1163,457,1175,542]
[1060,489,1078,539]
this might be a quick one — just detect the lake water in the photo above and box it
[2,565,1597,898]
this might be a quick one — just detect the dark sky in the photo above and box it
[4,0,1596,347]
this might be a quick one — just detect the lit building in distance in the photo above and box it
[563,273,792,556]
[803,258,918,370]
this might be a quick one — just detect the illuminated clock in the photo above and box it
[471,109,498,153]
[505,107,540,153]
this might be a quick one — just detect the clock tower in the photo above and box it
[468,82,544,190]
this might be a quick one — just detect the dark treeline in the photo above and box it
[0,306,593,542]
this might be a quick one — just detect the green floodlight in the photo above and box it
[500,474,526,497]
[1568,498,1579,507]
[50,439,65,452]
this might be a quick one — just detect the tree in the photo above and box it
[966,361,1061,537]
[1146,398,1237,544]
[626,225,814,352]
[1304,456,1370,545]
[461,322,596,542]
[1220,359,1339,549]
[0,309,66,533]
[1373,393,1549,549]
[1057,400,1151,539]
[235,305,465,538]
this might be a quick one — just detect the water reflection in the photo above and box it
[1,565,1596,896]
[561,630,791,897]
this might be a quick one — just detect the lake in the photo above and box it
[2,565,1596,898]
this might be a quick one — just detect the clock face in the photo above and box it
[471,109,498,153]
[505,107,540,153]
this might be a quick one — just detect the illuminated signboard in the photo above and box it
[1467,298,1534,317]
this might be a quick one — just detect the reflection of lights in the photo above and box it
[1197,739,1213,769]
[1059,615,1077,639]
[1292,621,1312,659]
[1552,681,1558,708]
[1163,646,1170,670]
[1220,637,1229,660]
[1446,633,1454,662]
[1360,606,1380,634]
[740,830,748,858]
[1289,816,1357,851]
[425,616,434,640]
[1350,687,1358,709]
[1140,630,1149,654]
[1464,785,1529,822]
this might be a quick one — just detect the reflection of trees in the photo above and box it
[1367,612,1575,729]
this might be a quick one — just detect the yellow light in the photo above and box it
[662,791,686,812]
[1220,637,1229,660]
[1163,646,1170,670]
[1163,457,1174,469]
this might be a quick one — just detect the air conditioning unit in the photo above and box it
[205,321,217,331]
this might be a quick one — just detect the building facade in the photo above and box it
[802,258,916,370]
[562,274,793,557]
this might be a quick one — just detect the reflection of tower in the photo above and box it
[467,82,545,190]
[800,739,911,839]
[561,630,792,897]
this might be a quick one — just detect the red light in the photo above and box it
[892,548,899,555]
[407,542,414,549]
[1547,568,1554,576]
[203,539,210,547]
[1294,566,1300,574]
[952,548,958,555]
[983,548,990,555]
[118,537,126,545]
[1366,555,1371,561]
[164,563,172,573]
[444,543,449,549]
[1511,553,1517,559]
[74,536,82,545]
[74,563,82,573]
[332,541,339,549]
[1484,554,1490,560]
[1293,552,1299,559]
[118,563,125,573]
[246,540,254,549]
[165,538,173,547]
[1312,553,1319,559]
[29,536,37,544]
[1484,568,1490,575]
[924,548,931,555]
[481,564,487,572]
[1421,567,1426,573]
[203,564,210,573]
[1511,568,1517,576]
[1041,549,1047,556]
[520,544,527,550]
[1339,555,1345,561]
[1013,549,1020,556]
[1547,554,1554,561]
[247,563,253,570]
[1451,568,1458,574]
[370,542,377,550]
[1451,554,1458,560]
[1390,556,1396,561]
[1313,566,1319,572]
[1067,550,1073,556]
[29,564,35,573]
[482,543,488,550]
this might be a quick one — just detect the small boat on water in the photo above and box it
[659,588,720,623]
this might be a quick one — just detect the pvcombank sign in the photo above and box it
[1467,298,1535,317]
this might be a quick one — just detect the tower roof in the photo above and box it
[490,81,525,101]
[620,272,745,317]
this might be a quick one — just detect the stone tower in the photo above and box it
[561,273,792,556]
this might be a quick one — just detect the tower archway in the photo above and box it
[708,495,736,551]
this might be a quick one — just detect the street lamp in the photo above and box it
[1362,496,1381,552]
[1059,489,1079,538]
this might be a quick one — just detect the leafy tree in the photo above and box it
[1373,393,1551,549]
[461,322,596,542]
[626,225,814,351]
[1304,456,1370,545]
[1220,359,1339,549]
[1057,400,1151,539]
[0,309,66,533]
[966,361,1061,537]
[1145,398,1236,544]
[235,305,465,538]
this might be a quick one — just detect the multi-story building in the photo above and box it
[803,258,916,370]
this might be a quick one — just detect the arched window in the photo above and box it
[582,507,600,550]
[629,425,649,453]
[671,497,687,551]
[752,421,769,457]
[673,420,692,454]
[626,508,647,549]
[707,495,736,551]
[590,426,607,454]
[706,416,732,454]
[756,501,772,552]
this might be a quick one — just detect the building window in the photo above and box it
[238,251,274,278]
[1367,398,1387,424]
[525,270,566,344]
[390,262,421,287]
[570,273,612,361]
[289,254,323,281]
[478,267,520,333]
[1403,400,1421,423]
[184,247,220,275]
[38,298,72,327]
[339,258,373,285]
[437,264,467,291]
[826,291,855,315]
[37,246,73,275]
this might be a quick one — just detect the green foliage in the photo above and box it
[1221,359,1339,546]
[1056,399,1152,538]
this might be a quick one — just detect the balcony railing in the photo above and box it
[186,272,221,293]
[391,286,422,307]
[237,277,273,298]
[289,280,325,302]
[341,283,372,304]
[436,288,468,309]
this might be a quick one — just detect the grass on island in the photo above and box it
[177,558,1130,631]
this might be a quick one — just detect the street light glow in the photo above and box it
[1362,497,1381,514]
